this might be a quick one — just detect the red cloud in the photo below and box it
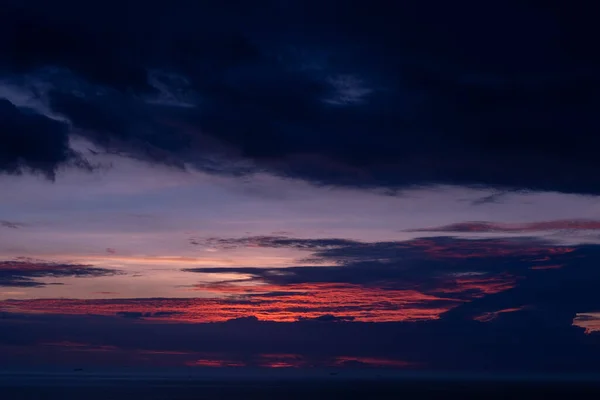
[1,284,459,323]
[1,274,518,323]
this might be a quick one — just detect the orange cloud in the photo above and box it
[1,270,522,323]
[573,312,600,334]
[1,283,460,323]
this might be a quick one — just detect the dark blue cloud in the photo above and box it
[186,236,576,297]
[186,235,600,330]
[0,307,598,373]
[0,1,598,193]
[0,99,90,178]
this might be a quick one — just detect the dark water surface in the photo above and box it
[3,373,600,400]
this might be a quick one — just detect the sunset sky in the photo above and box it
[1,0,600,373]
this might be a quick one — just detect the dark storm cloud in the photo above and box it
[442,244,600,321]
[0,99,90,178]
[1,1,599,193]
[0,259,120,287]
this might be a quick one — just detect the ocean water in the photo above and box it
[2,372,600,400]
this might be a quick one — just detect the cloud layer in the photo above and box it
[0,1,599,193]
[3,233,600,372]
[1,235,590,324]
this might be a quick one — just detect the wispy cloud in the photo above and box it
[0,220,25,229]
[473,306,530,322]
[29,340,419,368]
[0,259,120,287]
[41,341,119,353]
[186,236,572,298]
[0,285,459,323]
[407,219,600,234]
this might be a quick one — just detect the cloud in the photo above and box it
[40,341,119,353]
[472,306,530,322]
[0,99,91,178]
[191,236,359,251]
[332,356,417,369]
[470,191,509,206]
[186,236,574,294]
[115,311,184,319]
[185,235,600,334]
[407,220,600,234]
[0,1,599,193]
[439,245,600,325]
[181,235,591,328]
[9,337,417,369]
[190,235,574,261]
[2,236,584,325]
[297,314,356,323]
[0,220,25,229]
[0,284,460,323]
[0,307,598,373]
[573,313,600,334]
[0,259,119,287]
[2,238,600,372]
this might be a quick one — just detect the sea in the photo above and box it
[2,369,600,399]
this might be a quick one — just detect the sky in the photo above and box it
[1,0,600,374]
